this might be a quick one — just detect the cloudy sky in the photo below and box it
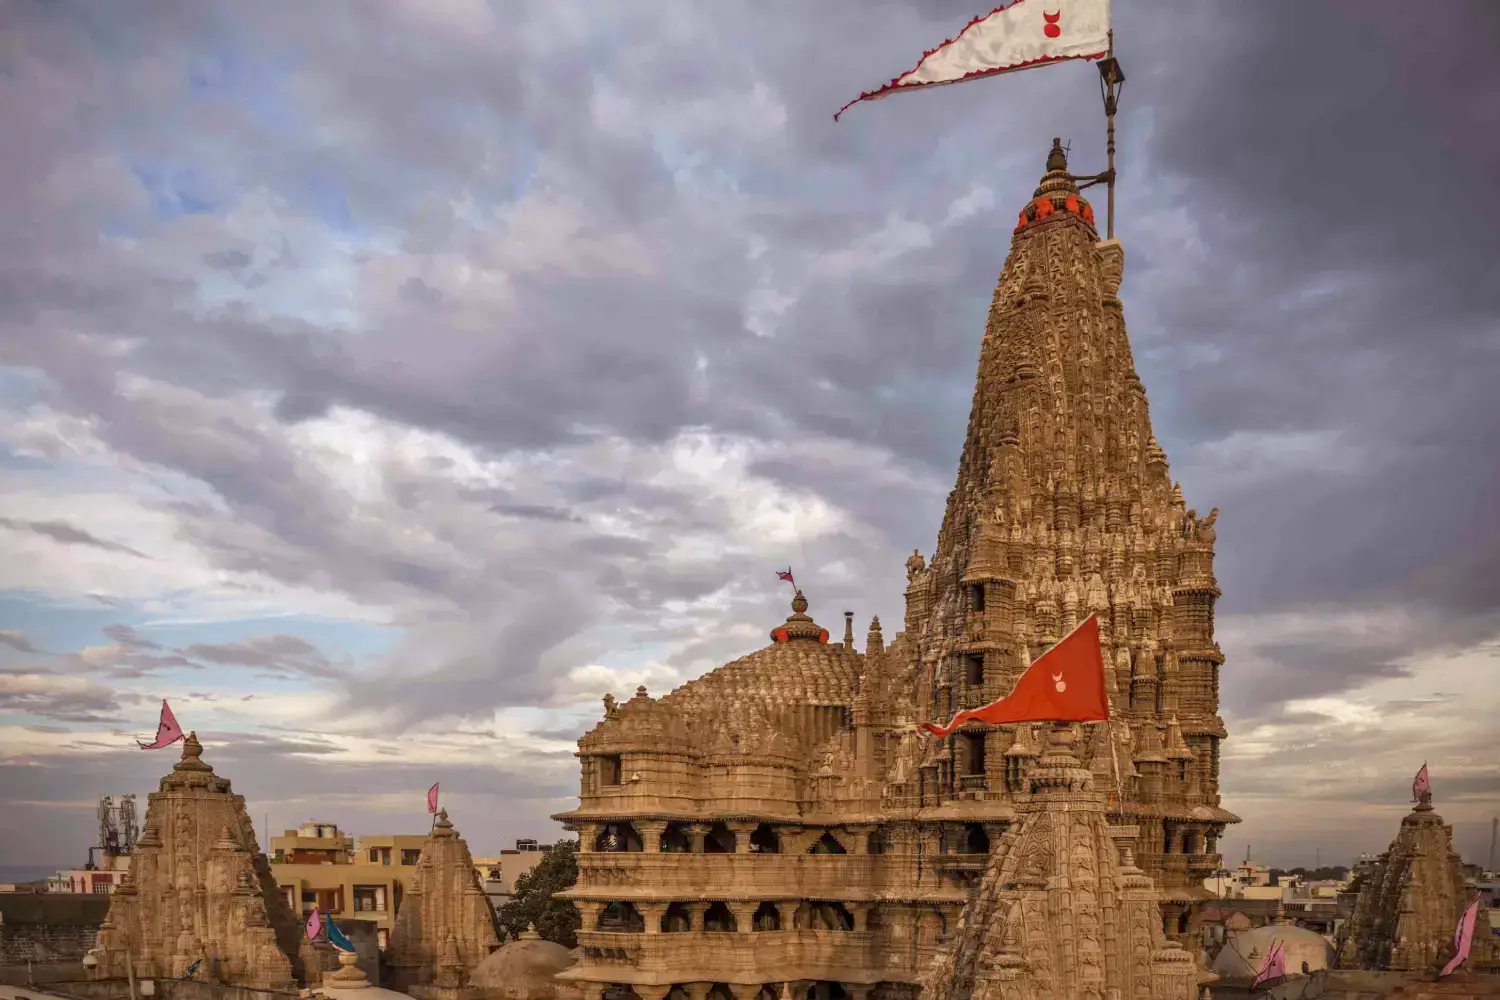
[2,0,1497,875]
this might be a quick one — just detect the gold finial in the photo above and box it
[174,731,212,773]
[1046,136,1068,173]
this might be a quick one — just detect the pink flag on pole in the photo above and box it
[1440,898,1480,978]
[137,700,185,750]
[1413,762,1431,802]
[305,906,323,942]
[776,568,796,589]
[427,782,440,814]
[1251,939,1286,988]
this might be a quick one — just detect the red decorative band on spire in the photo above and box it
[1014,193,1095,233]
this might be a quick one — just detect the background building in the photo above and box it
[472,840,552,911]
[269,820,428,949]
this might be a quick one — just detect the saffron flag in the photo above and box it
[921,614,1109,737]
[1251,939,1286,988]
[1413,762,1430,802]
[137,699,185,750]
[427,781,440,814]
[326,918,356,954]
[1440,898,1481,978]
[776,567,796,588]
[835,0,1111,120]
[305,907,323,942]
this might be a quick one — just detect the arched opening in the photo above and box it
[750,824,781,854]
[805,901,853,931]
[707,986,735,1000]
[704,822,736,854]
[867,827,888,855]
[753,901,781,931]
[809,832,846,855]
[702,902,737,932]
[962,823,990,855]
[595,823,642,853]
[756,987,778,1000]
[1182,830,1198,855]
[660,823,692,853]
[597,902,644,933]
[661,902,693,933]
[667,989,691,1000]
[1177,911,1190,935]
[1162,827,1174,855]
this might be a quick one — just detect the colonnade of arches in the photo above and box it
[596,900,858,933]
[590,981,863,1000]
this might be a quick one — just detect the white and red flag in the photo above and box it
[426,782,440,815]
[1440,897,1481,978]
[1413,762,1430,802]
[921,614,1109,737]
[137,699,185,750]
[835,0,1111,120]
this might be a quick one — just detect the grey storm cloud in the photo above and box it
[0,0,1498,864]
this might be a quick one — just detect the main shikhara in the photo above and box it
[554,139,1239,1000]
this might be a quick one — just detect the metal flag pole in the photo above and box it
[1098,30,1125,240]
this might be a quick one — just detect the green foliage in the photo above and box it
[496,840,580,948]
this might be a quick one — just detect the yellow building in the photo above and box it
[269,820,428,949]
[471,839,552,909]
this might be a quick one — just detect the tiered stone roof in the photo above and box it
[94,733,314,988]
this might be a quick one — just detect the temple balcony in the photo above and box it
[566,853,881,900]
[569,929,899,982]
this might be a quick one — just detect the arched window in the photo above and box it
[752,902,781,931]
[750,824,781,854]
[809,832,846,855]
[962,823,990,855]
[704,823,736,854]
[661,902,692,933]
[594,823,641,853]
[598,902,644,933]
[660,823,691,853]
[702,902,737,932]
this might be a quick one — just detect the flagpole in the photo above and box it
[1098,29,1124,241]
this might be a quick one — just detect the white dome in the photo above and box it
[1210,924,1335,979]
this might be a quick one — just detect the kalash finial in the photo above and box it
[771,589,829,644]
[1047,136,1068,173]
[174,731,212,773]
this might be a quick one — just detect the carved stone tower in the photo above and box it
[901,138,1238,938]
[918,725,1201,1000]
[1339,787,1497,973]
[94,732,313,988]
[387,808,501,990]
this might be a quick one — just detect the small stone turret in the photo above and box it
[94,732,310,988]
[388,808,500,993]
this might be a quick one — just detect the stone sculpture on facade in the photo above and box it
[94,732,314,989]
[387,808,502,993]
[1338,786,1497,974]
[554,139,1238,999]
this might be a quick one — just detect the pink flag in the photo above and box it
[1413,762,1431,802]
[1440,898,1481,978]
[1251,939,1286,988]
[137,700,185,750]
[776,568,796,589]
[426,782,440,814]
[305,906,323,942]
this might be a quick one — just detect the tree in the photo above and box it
[497,840,581,948]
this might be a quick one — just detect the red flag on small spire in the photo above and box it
[137,700,185,750]
[776,568,796,589]
[426,782,440,814]
[921,615,1109,737]
[1413,762,1430,802]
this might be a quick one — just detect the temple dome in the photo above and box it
[1209,923,1334,979]
[468,926,575,998]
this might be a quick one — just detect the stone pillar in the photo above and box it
[575,901,604,930]
[636,987,672,1000]
[577,823,601,852]
[688,823,712,854]
[727,985,761,1000]
[727,821,758,854]
[639,902,667,934]
[638,820,668,853]
[685,985,712,1000]
[849,904,873,933]
[845,826,877,855]
[579,984,606,1000]
[685,902,707,930]
[845,985,874,1000]
[728,902,758,933]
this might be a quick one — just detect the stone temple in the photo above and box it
[1339,785,1497,974]
[554,139,1238,1000]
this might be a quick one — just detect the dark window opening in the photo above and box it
[965,654,984,687]
[806,901,853,931]
[962,823,990,855]
[600,755,622,786]
[964,732,986,775]
[1163,829,1174,854]
[702,902,737,932]
[703,822,736,854]
[660,823,691,853]
[661,902,692,933]
[969,584,986,612]
[749,824,781,854]
[598,902,644,933]
[1177,912,1190,934]
[594,823,641,853]
[752,902,781,931]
